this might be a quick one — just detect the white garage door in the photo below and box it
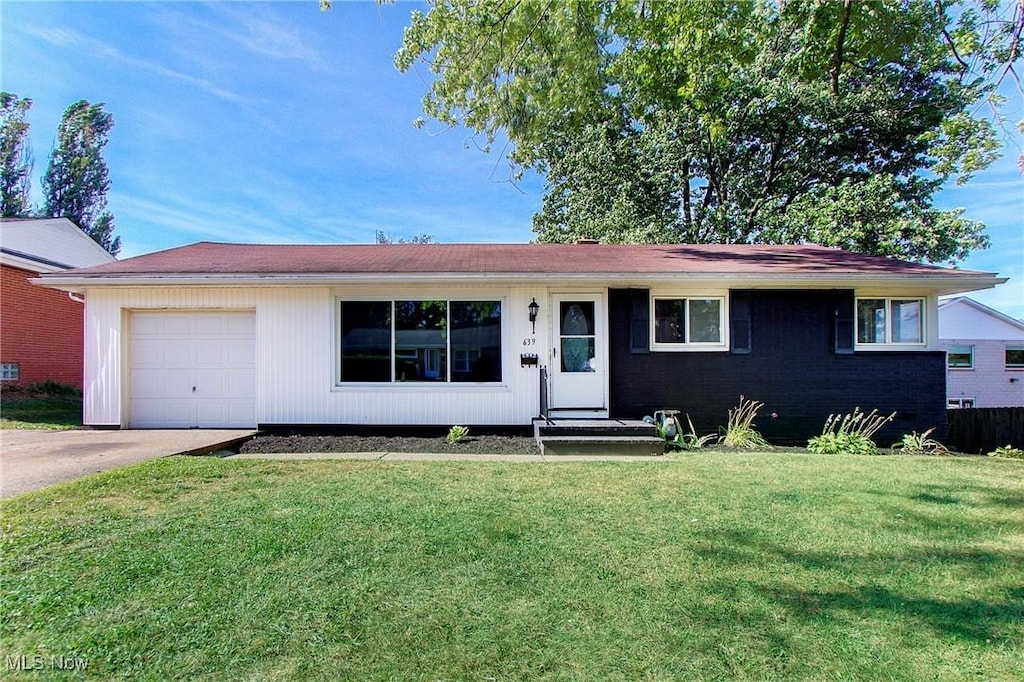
[129,311,256,428]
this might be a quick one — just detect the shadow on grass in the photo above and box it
[691,523,1023,644]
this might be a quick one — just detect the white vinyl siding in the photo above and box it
[83,285,543,427]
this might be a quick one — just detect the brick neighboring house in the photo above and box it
[1,218,117,389]
[939,296,1024,408]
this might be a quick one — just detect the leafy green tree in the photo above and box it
[0,92,34,217]
[42,100,120,255]
[396,0,1021,263]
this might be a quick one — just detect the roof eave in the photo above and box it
[32,271,1007,295]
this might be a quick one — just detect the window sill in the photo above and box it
[650,344,728,353]
[333,383,511,391]
[854,344,928,351]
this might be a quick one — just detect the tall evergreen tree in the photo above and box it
[42,100,120,255]
[0,92,34,217]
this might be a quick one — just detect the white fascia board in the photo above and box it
[32,271,1007,295]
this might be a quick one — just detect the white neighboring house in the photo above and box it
[939,296,1024,408]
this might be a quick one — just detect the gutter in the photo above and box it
[32,271,1008,296]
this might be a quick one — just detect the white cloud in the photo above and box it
[14,23,253,106]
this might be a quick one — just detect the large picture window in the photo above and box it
[340,300,502,383]
[651,296,724,349]
[856,298,924,345]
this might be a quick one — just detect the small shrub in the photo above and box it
[446,425,470,445]
[719,396,771,449]
[807,408,894,455]
[664,415,716,452]
[987,445,1024,460]
[892,428,950,456]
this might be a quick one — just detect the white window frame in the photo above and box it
[650,293,728,352]
[947,397,976,409]
[946,344,974,370]
[1006,345,1024,370]
[855,297,927,349]
[336,296,507,386]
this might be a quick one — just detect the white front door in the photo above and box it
[550,293,606,410]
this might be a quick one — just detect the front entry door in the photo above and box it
[550,294,606,410]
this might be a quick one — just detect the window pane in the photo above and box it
[947,345,973,368]
[1007,346,1024,368]
[654,299,685,344]
[450,301,502,382]
[689,299,722,343]
[560,302,594,336]
[561,337,595,372]
[890,299,922,343]
[340,301,391,382]
[857,299,886,344]
[395,301,447,382]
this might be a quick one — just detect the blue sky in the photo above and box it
[2,1,1021,317]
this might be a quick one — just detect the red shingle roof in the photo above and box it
[53,241,991,277]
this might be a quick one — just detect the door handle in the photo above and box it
[553,347,557,357]
[192,386,196,393]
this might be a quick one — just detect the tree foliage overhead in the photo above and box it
[0,92,34,218]
[42,100,120,256]
[396,0,1022,263]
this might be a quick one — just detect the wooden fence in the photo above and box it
[946,407,1024,454]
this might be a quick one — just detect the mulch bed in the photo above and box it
[239,433,541,456]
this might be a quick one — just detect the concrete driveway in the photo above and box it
[0,429,256,499]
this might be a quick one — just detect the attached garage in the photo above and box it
[129,310,256,428]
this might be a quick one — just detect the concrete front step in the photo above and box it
[533,418,665,457]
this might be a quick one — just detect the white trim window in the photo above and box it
[651,295,726,350]
[856,298,925,346]
[946,344,974,369]
[1007,345,1024,369]
[339,299,503,384]
[948,398,976,409]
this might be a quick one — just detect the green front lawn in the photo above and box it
[0,384,82,430]
[1,454,1021,680]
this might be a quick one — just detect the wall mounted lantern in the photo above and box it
[528,297,539,334]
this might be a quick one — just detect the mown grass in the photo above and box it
[0,385,82,430]
[1,453,1022,681]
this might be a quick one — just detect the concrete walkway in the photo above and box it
[0,429,256,499]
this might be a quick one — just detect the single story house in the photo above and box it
[1,218,117,389]
[36,241,1004,442]
[939,296,1024,408]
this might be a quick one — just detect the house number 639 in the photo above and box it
[522,338,536,346]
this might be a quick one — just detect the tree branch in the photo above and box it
[830,0,854,97]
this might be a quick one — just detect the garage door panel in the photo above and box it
[130,311,256,428]
[194,339,255,366]
[196,400,256,428]
[131,369,193,397]
[227,314,256,335]
[131,399,194,429]
[197,369,255,399]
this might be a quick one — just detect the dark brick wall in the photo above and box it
[608,288,947,445]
